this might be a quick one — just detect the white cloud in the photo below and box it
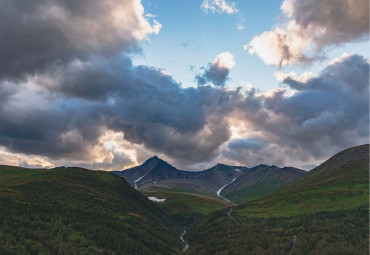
[237,24,245,30]
[274,71,315,83]
[212,52,236,69]
[245,0,369,66]
[201,0,238,14]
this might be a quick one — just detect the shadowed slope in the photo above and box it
[0,166,182,255]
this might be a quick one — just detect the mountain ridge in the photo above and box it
[113,156,306,204]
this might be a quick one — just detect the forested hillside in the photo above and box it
[0,166,182,255]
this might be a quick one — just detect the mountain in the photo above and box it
[113,156,198,188]
[114,157,305,224]
[0,166,182,254]
[221,164,306,204]
[113,157,306,205]
[185,144,369,255]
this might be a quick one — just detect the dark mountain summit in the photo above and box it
[113,156,198,188]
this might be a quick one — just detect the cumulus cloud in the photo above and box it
[0,0,237,169]
[0,0,160,80]
[201,0,238,14]
[196,52,236,86]
[221,54,369,169]
[0,52,243,168]
[0,52,368,170]
[245,0,369,65]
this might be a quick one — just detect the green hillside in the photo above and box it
[140,186,230,223]
[222,165,306,204]
[0,166,182,255]
[185,145,369,255]
[236,144,369,217]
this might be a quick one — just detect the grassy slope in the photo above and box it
[222,166,306,204]
[140,186,230,224]
[186,145,369,255]
[0,166,182,255]
[140,180,219,197]
[236,144,369,217]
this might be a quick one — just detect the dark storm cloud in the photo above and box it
[227,139,265,152]
[0,0,235,166]
[0,53,368,168]
[0,95,105,159]
[0,54,242,164]
[0,0,158,80]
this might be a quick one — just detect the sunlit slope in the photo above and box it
[0,166,182,255]
[237,144,369,217]
[185,145,369,255]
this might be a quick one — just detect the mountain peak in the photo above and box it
[146,155,161,162]
[215,163,227,167]
[144,155,170,167]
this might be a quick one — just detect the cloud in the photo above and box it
[0,0,368,171]
[227,138,265,152]
[0,53,243,167]
[245,0,369,66]
[201,0,238,14]
[196,52,236,86]
[0,0,160,80]
[0,0,238,169]
[0,51,367,170]
[237,24,245,31]
[221,53,369,168]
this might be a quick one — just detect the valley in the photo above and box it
[0,144,368,254]
[185,144,369,254]
[113,156,306,208]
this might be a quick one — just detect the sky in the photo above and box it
[0,0,368,171]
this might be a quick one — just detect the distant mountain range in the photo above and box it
[113,157,306,204]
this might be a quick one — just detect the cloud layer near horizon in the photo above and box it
[0,0,368,171]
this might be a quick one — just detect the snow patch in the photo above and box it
[148,196,166,203]
[217,177,237,197]
[180,228,189,251]
[133,171,151,189]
